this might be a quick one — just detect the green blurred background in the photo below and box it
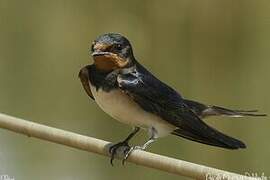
[0,0,269,179]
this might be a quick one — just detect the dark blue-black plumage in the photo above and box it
[116,63,246,149]
[82,60,245,149]
[79,33,265,153]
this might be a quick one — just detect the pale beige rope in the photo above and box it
[0,113,260,180]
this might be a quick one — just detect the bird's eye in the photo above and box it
[115,44,122,50]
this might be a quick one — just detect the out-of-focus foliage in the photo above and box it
[0,0,269,179]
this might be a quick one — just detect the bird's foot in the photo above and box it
[122,145,144,165]
[109,141,131,166]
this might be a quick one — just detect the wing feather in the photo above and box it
[79,66,94,100]
[117,64,245,149]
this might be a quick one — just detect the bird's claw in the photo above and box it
[109,141,130,166]
[122,146,144,165]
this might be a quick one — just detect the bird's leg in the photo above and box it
[109,127,140,165]
[122,127,157,165]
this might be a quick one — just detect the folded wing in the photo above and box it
[117,65,246,149]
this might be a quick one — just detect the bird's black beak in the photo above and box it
[92,51,111,57]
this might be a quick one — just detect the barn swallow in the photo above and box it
[79,33,266,165]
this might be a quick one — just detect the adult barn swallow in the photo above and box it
[79,33,266,164]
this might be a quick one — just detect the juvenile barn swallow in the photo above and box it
[79,33,266,164]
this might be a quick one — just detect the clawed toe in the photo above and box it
[109,143,143,166]
[109,141,131,166]
[122,146,143,165]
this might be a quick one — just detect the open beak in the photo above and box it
[92,51,111,57]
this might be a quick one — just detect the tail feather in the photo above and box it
[184,99,267,118]
[206,106,267,118]
[233,109,259,113]
[172,127,246,149]
[170,100,248,149]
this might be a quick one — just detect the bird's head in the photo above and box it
[91,33,135,72]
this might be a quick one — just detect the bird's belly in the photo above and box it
[90,85,175,137]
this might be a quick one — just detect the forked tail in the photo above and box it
[184,99,267,118]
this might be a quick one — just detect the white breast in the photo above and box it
[89,83,176,137]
